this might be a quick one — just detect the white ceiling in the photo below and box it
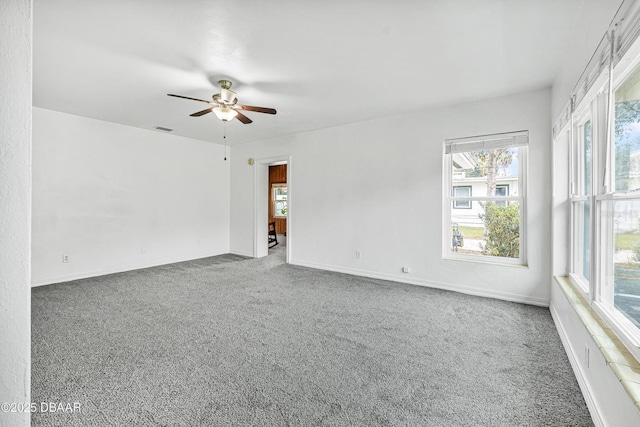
[34,0,587,145]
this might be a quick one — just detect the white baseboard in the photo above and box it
[31,251,229,287]
[289,258,549,307]
[230,250,254,258]
[549,301,604,427]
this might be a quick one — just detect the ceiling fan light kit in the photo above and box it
[167,79,276,125]
[213,106,238,121]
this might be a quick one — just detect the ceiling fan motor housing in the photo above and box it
[220,88,237,104]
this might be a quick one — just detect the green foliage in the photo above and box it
[480,202,520,258]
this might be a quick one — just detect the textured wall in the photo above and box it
[0,0,32,426]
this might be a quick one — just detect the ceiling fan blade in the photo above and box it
[238,104,277,114]
[190,108,213,117]
[167,94,213,104]
[235,111,253,124]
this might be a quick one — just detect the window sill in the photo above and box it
[555,276,640,412]
[443,254,528,268]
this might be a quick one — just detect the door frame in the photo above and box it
[253,155,291,262]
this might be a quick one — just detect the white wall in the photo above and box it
[0,1,31,426]
[231,88,552,306]
[552,130,570,277]
[32,108,230,285]
[551,282,640,426]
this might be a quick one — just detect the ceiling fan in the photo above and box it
[167,80,276,124]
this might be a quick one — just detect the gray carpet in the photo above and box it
[31,238,592,426]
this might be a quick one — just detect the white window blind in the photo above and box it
[445,130,528,154]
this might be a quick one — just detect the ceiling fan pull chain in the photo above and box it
[224,124,227,161]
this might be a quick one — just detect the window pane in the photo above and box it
[583,120,592,195]
[571,199,591,285]
[450,201,520,258]
[273,185,287,217]
[605,199,640,328]
[274,187,287,199]
[614,65,640,192]
[274,200,287,217]
[451,148,519,191]
[481,201,520,258]
[583,199,591,280]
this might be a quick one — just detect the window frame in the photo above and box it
[568,109,594,297]
[443,131,528,266]
[593,56,640,360]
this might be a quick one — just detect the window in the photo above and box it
[444,131,528,264]
[453,186,471,209]
[596,60,640,342]
[569,116,593,293]
[568,46,640,360]
[272,184,287,217]
[495,184,509,206]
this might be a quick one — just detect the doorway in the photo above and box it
[268,163,287,236]
[253,156,291,262]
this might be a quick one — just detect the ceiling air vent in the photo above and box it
[154,126,173,132]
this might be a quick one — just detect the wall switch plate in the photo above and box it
[356,250,361,259]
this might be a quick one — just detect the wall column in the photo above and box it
[0,1,33,426]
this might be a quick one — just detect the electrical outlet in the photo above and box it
[356,250,361,259]
[62,254,70,263]
[402,266,410,273]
